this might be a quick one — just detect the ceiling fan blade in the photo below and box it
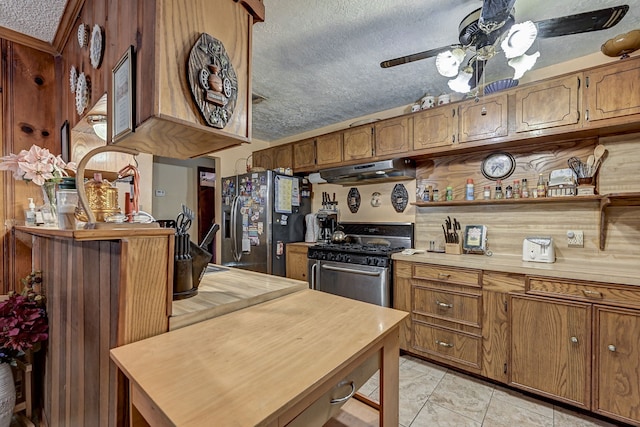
[536,5,629,38]
[380,45,456,68]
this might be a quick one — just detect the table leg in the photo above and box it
[379,327,400,426]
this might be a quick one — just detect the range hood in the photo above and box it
[319,158,416,185]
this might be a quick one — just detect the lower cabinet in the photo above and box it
[285,243,311,282]
[509,294,592,409]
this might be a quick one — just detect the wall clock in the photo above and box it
[481,152,516,181]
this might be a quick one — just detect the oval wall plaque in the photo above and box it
[187,33,238,129]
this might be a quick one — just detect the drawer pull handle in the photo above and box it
[582,289,602,298]
[435,340,453,348]
[437,273,451,279]
[436,300,453,308]
[330,380,355,404]
[608,344,617,352]
[570,336,578,344]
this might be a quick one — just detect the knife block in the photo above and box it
[445,242,462,255]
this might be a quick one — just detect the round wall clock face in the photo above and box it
[481,152,516,180]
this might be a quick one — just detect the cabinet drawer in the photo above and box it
[413,264,480,288]
[527,277,640,309]
[284,352,378,427]
[412,322,481,369]
[413,286,481,328]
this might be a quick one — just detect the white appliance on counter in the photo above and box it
[522,236,556,263]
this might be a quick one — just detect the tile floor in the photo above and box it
[357,354,624,427]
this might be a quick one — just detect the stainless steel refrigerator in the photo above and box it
[221,170,311,276]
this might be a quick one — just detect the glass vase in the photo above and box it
[41,181,58,226]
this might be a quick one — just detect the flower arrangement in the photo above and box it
[0,144,76,186]
[0,272,48,366]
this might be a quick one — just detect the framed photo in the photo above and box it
[112,45,135,143]
[60,120,70,162]
[463,225,487,254]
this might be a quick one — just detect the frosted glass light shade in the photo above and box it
[501,21,538,59]
[448,69,473,93]
[87,114,108,141]
[508,51,540,79]
[436,48,466,77]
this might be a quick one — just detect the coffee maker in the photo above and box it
[317,211,338,243]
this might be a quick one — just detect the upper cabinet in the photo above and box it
[316,133,343,166]
[343,125,375,161]
[293,138,316,170]
[514,74,582,133]
[375,116,412,157]
[458,93,508,143]
[413,106,458,150]
[254,144,293,170]
[583,58,640,127]
[61,0,262,160]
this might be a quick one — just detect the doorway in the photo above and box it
[197,167,216,257]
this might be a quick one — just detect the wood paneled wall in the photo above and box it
[414,134,640,263]
[1,41,57,292]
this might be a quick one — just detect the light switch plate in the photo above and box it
[567,230,583,247]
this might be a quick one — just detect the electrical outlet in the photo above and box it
[567,230,584,248]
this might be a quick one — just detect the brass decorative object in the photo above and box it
[187,33,238,129]
[602,29,640,59]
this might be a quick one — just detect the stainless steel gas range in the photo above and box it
[307,223,413,307]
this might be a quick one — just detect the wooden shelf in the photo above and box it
[599,192,640,250]
[412,195,602,207]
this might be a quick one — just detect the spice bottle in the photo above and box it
[446,186,454,201]
[521,178,529,198]
[432,189,439,202]
[495,185,503,199]
[513,179,521,199]
[483,185,491,200]
[505,185,513,199]
[537,174,546,198]
[465,178,475,201]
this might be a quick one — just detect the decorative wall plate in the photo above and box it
[187,33,238,129]
[347,188,361,213]
[90,25,104,69]
[77,23,89,48]
[75,72,89,115]
[481,152,516,180]
[69,65,77,93]
[391,184,408,213]
[371,192,381,207]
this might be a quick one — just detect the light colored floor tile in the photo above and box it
[400,355,448,378]
[357,370,379,397]
[410,401,482,427]
[428,371,494,422]
[553,406,620,427]
[482,397,553,427]
[492,385,554,419]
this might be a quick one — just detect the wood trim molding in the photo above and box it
[52,0,85,54]
[0,27,57,56]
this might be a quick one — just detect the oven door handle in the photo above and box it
[310,262,317,290]
[321,264,382,276]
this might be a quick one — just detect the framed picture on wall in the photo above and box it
[112,45,135,143]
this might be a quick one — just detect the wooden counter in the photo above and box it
[170,266,309,330]
[111,289,408,426]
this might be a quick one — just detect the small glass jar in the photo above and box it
[505,185,513,199]
[494,185,503,199]
[513,180,521,199]
[521,178,529,198]
[446,186,454,201]
[432,189,439,202]
[483,186,491,200]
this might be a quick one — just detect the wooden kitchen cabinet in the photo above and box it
[593,306,640,425]
[514,73,582,133]
[253,144,293,170]
[510,294,592,409]
[374,116,412,157]
[342,125,374,161]
[293,138,316,171]
[458,93,508,143]
[393,261,413,350]
[252,147,273,170]
[286,243,310,282]
[413,106,458,150]
[316,132,343,166]
[584,56,640,127]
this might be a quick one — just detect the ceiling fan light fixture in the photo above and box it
[501,21,538,58]
[448,69,473,94]
[87,114,108,141]
[508,51,540,80]
[435,48,466,77]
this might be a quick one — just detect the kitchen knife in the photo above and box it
[442,224,449,243]
[200,223,220,250]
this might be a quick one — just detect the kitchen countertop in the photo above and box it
[170,265,309,330]
[392,252,640,286]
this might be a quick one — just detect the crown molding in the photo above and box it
[52,0,86,55]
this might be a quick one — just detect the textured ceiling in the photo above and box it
[1,0,639,143]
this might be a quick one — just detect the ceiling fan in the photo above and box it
[380,0,629,92]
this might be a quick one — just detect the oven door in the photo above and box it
[314,260,391,307]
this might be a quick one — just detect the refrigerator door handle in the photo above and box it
[231,196,241,262]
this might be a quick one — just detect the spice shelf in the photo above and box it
[411,195,602,207]
[599,192,640,250]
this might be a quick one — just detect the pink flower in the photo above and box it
[0,144,75,186]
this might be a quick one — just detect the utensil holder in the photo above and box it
[445,242,462,255]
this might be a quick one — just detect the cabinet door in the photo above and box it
[510,295,591,408]
[273,144,293,169]
[584,57,640,126]
[413,106,457,150]
[515,74,581,133]
[342,126,374,161]
[316,133,343,166]
[293,139,316,171]
[593,306,640,425]
[375,116,411,157]
[252,148,273,170]
[458,94,508,143]
[285,245,310,281]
